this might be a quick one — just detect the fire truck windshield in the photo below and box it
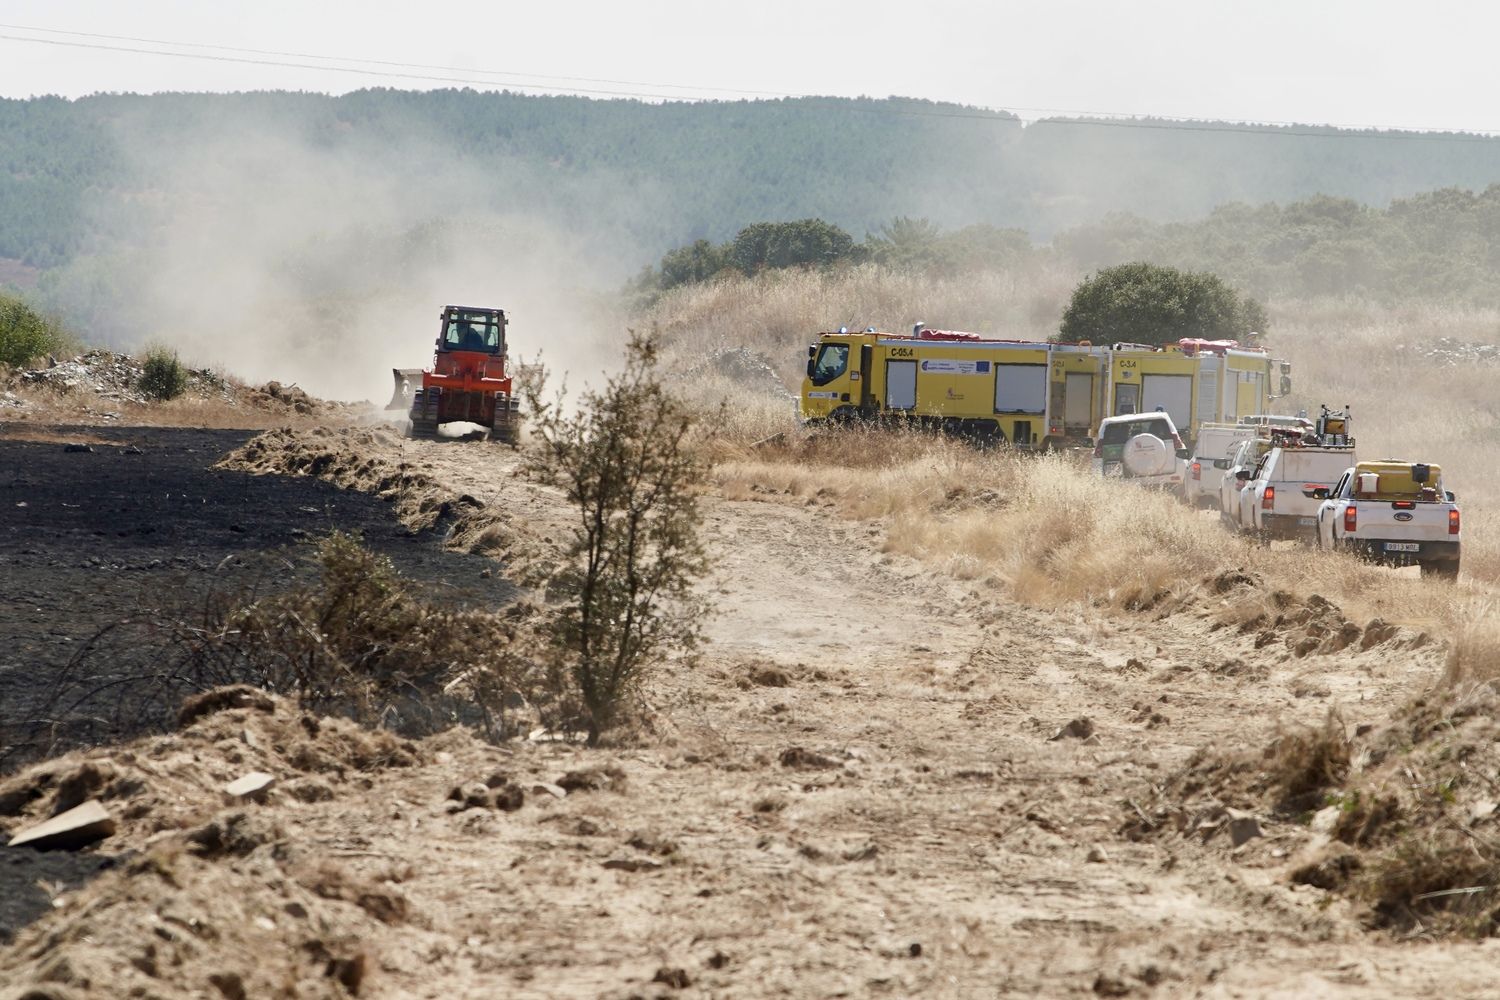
[811,344,849,386]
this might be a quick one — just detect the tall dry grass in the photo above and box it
[715,429,1482,629]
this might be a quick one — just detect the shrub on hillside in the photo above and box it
[0,293,67,368]
[139,345,188,400]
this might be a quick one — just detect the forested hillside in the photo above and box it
[8,89,1500,270]
[7,89,1500,348]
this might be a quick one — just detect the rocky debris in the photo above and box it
[179,685,278,726]
[1360,618,1400,650]
[557,766,627,794]
[6,800,116,851]
[1093,972,1132,996]
[1086,844,1109,863]
[256,380,316,414]
[652,966,692,989]
[186,812,281,859]
[739,663,792,688]
[1252,593,1412,659]
[1224,808,1264,847]
[223,772,276,800]
[14,349,229,405]
[447,780,525,813]
[1290,849,1363,890]
[778,746,841,770]
[1050,717,1095,741]
[601,856,663,873]
[672,347,791,400]
[1405,337,1500,367]
[626,832,680,857]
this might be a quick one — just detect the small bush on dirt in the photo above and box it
[525,330,712,744]
[0,293,68,368]
[138,344,188,400]
[1263,710,1351,811]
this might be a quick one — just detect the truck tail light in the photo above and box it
[1344,505,1357,533]
[1191,461,1201,481]
[1262,485,1275,510]
[1451,509,1461,535]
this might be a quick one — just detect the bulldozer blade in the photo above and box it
[387,368,423,410]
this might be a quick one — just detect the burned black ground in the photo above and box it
[0,425,513,766]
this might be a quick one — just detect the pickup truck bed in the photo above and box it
[1316,462,1461,579]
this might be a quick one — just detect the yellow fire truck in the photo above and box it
[799,328,1290,448]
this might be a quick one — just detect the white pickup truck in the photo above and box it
[1315,461,1461,579]
[1235,445,1354,541]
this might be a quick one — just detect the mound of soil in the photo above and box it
[1128,677,1500,938]
[0,690,428,995]
[219,426,552,578]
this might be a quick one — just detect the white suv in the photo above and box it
[1092,413,1189,489]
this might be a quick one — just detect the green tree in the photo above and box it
[728,218,855,274]
[1058,262,1267,347]
[657,238,731,290]
[0,292,67,368]
[523,331,712,745]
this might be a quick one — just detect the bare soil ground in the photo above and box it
[3,428,1500,998]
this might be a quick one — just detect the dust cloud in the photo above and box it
[93,107,647,403]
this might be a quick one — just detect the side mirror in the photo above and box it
[806,359,815,379]
[1447,491,1457,502]
[1310,487,1329,500]
[1280,375,1292,396]
[1176,448,1191,460]
[808,346,816,359]
[1235,469,1252,482]
[1212,458,1230,470]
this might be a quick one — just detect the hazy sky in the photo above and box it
[0,0,1495,133]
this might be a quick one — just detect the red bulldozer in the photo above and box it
[387,305,523,443]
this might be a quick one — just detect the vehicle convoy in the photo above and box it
[1215,416,1314,522]
[1184,422,1256,508]
[1234,407,1355,541]
[799,327,1290,449]
[387,305,523,443]
[1315,461,1461,579]
[1092,412,1189,488]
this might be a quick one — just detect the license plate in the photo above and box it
[1384,542,1420,553]
[1298,517,1316,526]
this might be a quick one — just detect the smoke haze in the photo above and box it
[74,103,654,401]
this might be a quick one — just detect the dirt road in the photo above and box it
[2,430,1495,998]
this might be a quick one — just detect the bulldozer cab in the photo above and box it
[439,306,505,355]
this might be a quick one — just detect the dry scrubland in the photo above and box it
[9,269,1500,995]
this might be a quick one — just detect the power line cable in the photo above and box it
[0,21,786,98]
[3,27,1499,139]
